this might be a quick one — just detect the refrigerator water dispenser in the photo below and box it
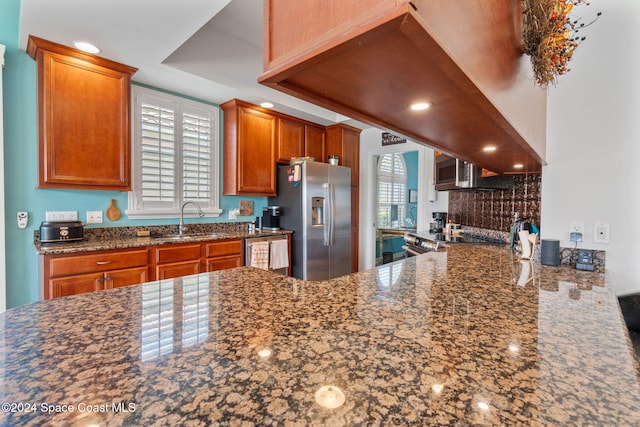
[312,197,324,226]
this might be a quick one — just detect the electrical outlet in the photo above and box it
[228,208,240,220]
[87,211,103,224]
[593,222,610,244]
[569,222,584,234]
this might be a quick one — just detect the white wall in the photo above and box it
[542,0,640,295]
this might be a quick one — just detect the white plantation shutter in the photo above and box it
[140,101,176,205]
[377,153,407,227]
[128,86,221,218]
[182,107,211,202]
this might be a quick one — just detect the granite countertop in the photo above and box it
[35,224,292,255]
[2,245,639,425]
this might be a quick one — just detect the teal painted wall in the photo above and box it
[1,0,267,307]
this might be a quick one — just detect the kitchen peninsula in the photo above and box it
[2,245,638,425]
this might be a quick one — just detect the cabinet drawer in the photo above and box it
[155,243,202,264]
[204,239,243,258]
[49,249,149,277]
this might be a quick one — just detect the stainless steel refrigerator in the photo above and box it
[269,161,351,280]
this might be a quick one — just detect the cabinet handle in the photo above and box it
[96,260,113,265]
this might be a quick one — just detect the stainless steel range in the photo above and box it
[403,230,505,256]
[402,233,442,256]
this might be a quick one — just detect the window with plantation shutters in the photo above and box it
[377,153,407,228]
[128,86,222,218]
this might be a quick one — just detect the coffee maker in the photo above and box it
[261,206,282,231]
[429,212,447,234]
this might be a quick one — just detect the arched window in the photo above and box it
[377,153,407,228]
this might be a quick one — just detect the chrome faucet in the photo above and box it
[179,201,205,236]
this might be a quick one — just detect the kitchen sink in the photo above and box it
[155,233,226,240]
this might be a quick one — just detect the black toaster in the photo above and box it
[39,221,84,243]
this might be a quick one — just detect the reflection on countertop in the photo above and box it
[2,245,639,425]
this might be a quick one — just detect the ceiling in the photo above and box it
[19,0,359,126]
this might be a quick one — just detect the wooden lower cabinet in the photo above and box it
[42,248,150,299]
[49,272,104,298]
[106,266,149,289]
[153,243,202,280]
[42,238,247,298]
[204,239,244,272]
[153,239,244,279]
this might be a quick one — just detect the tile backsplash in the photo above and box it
[448,174,541,232]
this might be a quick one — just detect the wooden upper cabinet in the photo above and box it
[26,36,137,190]
[276,117,304,163]
[326,124,361,186]
[222,99,278,196]
[305,124,326,162]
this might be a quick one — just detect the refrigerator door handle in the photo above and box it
[328,183,335,245]
[323,183,330,246]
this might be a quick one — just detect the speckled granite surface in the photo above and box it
[2,245,638,425]
[35,223,291,255]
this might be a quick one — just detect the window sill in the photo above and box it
[125,208,223,220]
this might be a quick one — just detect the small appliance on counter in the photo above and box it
[261,206,282,231]
[39,221,84,243]
[429,212,447,233]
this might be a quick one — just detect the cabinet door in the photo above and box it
[206,255,244,272]
[237,107,277,195]
[27,36,136,190]
[106,266,149,289]
[276,117,304,163]
[305,124,325,162]
[156,261,201,280]
[49,273,104,298]
[326,124,360,186]
[154,243,202,280]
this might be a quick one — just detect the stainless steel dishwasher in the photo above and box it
[245,235,289,275]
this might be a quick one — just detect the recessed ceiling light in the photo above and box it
[514,163,524,169]
[410,102,431,111]
[483,146,497,152]
[260,102,274,108]
[73,41,101,54]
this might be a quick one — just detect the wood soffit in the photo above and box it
[259,3,543,174]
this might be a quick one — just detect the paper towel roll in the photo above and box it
[519,230,532,259]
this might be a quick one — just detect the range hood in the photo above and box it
[259,0,545,174]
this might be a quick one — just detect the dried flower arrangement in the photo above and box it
[522,0,601,88]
